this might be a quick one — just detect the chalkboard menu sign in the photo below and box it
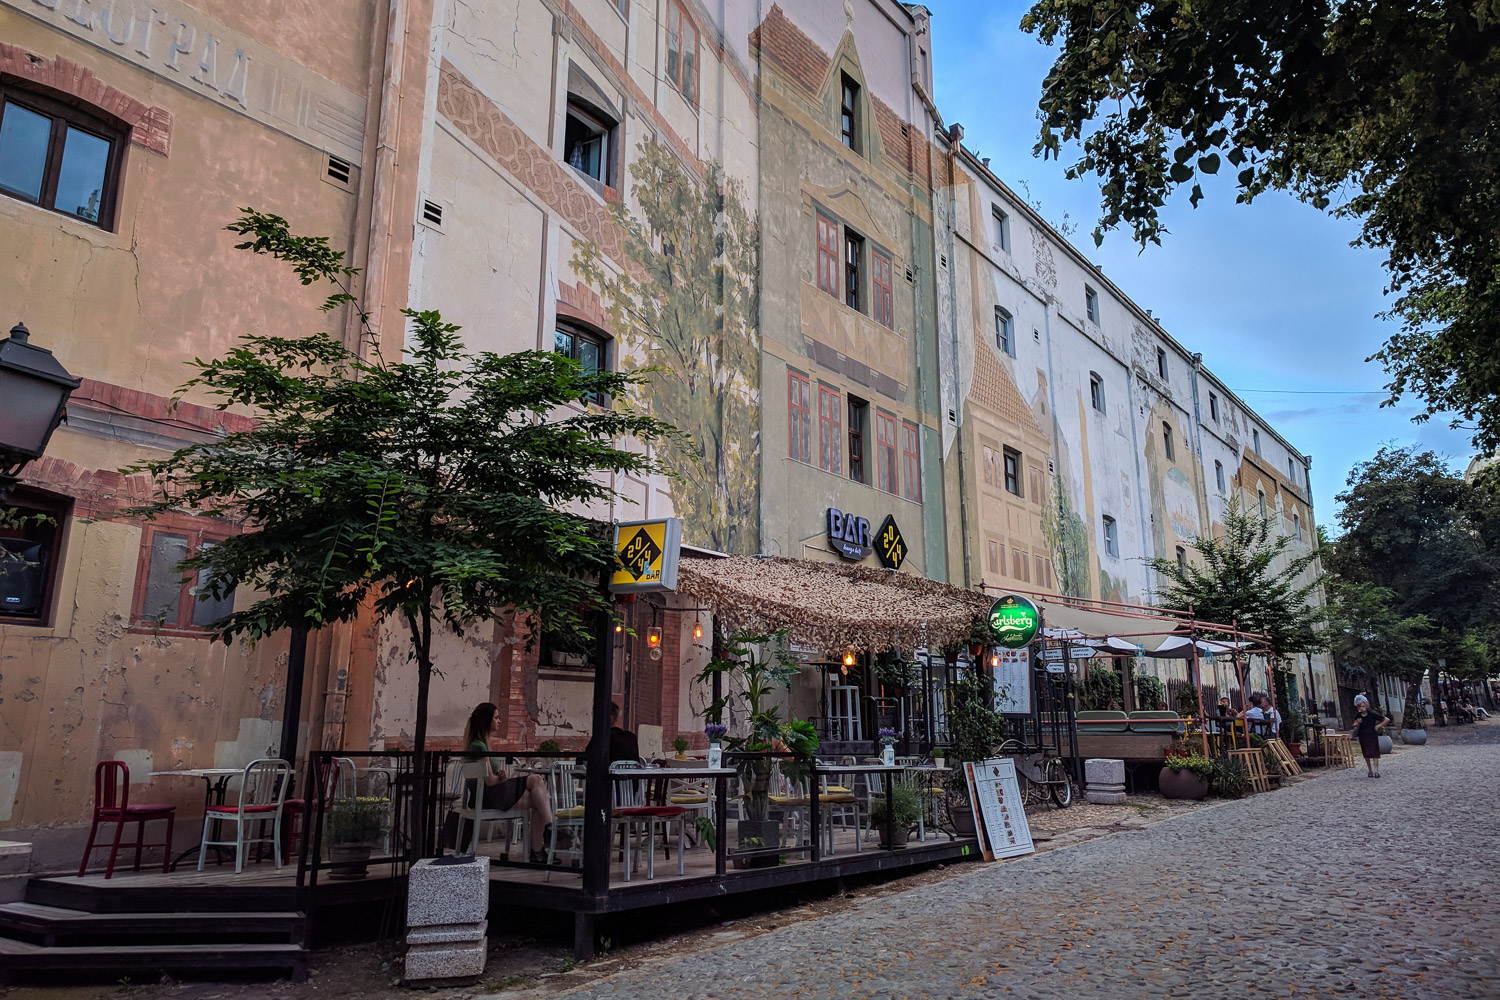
[963,757,1035,860]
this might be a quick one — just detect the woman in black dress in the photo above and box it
[1350,694,1392,778]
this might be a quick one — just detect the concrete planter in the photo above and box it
[1400,729,1428,746]
[1378,735,1394,755]
[1158,766,1209,800]
[950,803,977,839]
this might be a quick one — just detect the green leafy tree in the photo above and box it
[1328,446,1500,719]
[1322,578,1433,717]
[1022,1,1500,450]
[127,210,678,765]
[1148,497,1324,659]
[576,142,761,553]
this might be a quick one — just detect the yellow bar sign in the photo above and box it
[609,518,682,593]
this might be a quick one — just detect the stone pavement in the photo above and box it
[534,725,1500,999]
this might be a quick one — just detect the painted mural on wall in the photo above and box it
[1043,474,1091,598]
[576,142,761,554]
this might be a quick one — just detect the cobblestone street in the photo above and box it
[541,726,1500,1000]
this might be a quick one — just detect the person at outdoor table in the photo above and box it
[1349,694,1392,778]
[583,701,641,765]
[464,702,555,863]
[1239,693,1281,736]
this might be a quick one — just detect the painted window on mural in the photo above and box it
[1163,421,1175,461]
[0,83,123,229]
[872,250,894,328]
[1176,545,1188,571]
[987,539,1000,574]
[818,384,841,474]
[134,526,236,631]
[816,213,839,298]
[1012,547,1030,582]
[788,371,812,463]
[1028,464,1045,506]
[665,2,698,106]
[902,421,921,502]
[876,411,899,494]
[848,397,868,483]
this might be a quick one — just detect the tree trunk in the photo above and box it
[408,607,434,856]
[1402,676,1424,730]
[1428,664,1446,726]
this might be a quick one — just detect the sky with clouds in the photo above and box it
[925,1,1478,528]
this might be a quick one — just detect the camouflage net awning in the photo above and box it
[676,555,992,655]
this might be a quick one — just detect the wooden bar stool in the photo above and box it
[1324,733,1354,769]
[1264,739,1303,776]
[1228,748,1271,793]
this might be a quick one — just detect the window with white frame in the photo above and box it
[1209,392,1219,422]
[995,307,1015,356]
[1253,428,1262,454]
[1156,347,1168,382]
[1102,514,1119,557]
[992,205,1010,253]
[1214,460,1225,492]
[1089,371,1106,413]
[1085,286,1099,324]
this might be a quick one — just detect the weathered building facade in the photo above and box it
[0,0,1334,869]
[935,141,1335,711]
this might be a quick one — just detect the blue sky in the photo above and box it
[927,2,1478,527]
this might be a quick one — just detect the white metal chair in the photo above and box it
[545,762,585,879]
[610,763,686,881]
[198,758,292,873]
[451,759,529,859]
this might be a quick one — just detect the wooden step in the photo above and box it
[0,902,305,946]
[26,875,300,913]
[0,938,308,984]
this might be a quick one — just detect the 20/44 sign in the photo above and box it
[989,594,1040,649]
[875,515,907,570]
[610,518,683,593]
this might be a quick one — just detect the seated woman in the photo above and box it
[463,702,554,864]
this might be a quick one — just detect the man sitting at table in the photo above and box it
[1240,693,1281,736]
[583,701,641,765]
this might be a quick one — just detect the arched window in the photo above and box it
[554,321,612,405]
[0,82,126,229]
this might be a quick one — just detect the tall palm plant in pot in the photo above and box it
[696,629,819,861]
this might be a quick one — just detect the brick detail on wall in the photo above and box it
[0,43,173,156]
[557,281,612,333]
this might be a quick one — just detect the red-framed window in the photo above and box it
[131,523,237,633]
[816,213,839,298]
[872,251,894,328]
[665,1,698,107]
[875,411,899,495]
[817,385,842,473]
[787,371,812,463]
[902,421,921,502]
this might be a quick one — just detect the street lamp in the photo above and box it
[0,322,80,488]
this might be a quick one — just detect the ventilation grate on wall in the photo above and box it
[326,155,352,185]
[905,267,915,283]
[421,200,444,228]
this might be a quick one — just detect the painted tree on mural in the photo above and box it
[575,142,760,554]
[1043,477,1091,598]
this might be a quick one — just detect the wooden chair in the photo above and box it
[199,759,292,873]
[452,759,528,859]
[1325,733,1354,769]
[78,761,176,878]
[1227,748,1271,794]
[1264,739,1303,776]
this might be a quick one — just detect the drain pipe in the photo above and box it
[1188,352,1213,532]
[362,0,409,357]
[943,124,972,587]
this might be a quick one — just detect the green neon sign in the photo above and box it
[989,595,1040,649]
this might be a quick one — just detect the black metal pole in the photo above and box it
[279,628,308,767]
[582,589,615,908]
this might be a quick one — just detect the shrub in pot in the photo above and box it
[1400,698,1427,745]
[1159,744,1213,800]
[1208,757,1250,798]
[327,796,387,879]
[869,783,924,849]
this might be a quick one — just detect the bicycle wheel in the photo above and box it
[1046,758,1073,808]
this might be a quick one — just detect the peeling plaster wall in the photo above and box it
[0,3,374,854]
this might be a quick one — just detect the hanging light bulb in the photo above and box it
[693,616,703,641]
[841,650,856,676]
[648,626,663,647]
[989,649,1001,669]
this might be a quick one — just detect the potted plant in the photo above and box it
[868,782,923,849]
[1400,698,1428,745]
[672,735,690,760]
[1133,674,1167,712]
[930,747,946,769]
[696,629,819,865]
[538,738,561,754]
[1208,756,1250,799]
[1174,682,1201,721]
[1281,702,1311,757]
[878,727,900,766]
[1159,743,1212,800]
[326,796,387,879]
[705,723,727,769]
[874,650,915,696]
[942,666,1006,839]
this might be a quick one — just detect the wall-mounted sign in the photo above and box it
[874,514,907,570]
[826,508,872,560]
[1038,646,1096,661]
[610,518,682,593]
[989,594,1040,649]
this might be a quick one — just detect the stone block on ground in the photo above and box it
[406,856,490,927]
[1085,789,1128,805]
[407,919,488,946]
[405,940,486,982]
[1084,758,1125,787]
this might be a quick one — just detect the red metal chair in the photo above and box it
[283,756,354,856]
[77,761,176,878]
